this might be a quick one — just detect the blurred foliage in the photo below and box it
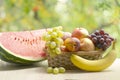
[0,0,120,57]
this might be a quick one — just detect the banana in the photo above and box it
[70,43,117,71]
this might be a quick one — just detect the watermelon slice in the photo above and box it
[0,29,47,64]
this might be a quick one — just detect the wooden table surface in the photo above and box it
[0,59,120,80]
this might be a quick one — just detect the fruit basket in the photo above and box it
[45,50,104,70]
[43,26,115,71]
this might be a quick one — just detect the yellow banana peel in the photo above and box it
[70,42,117,71]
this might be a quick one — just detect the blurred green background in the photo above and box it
[0,0,120,57]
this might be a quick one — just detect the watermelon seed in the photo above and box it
[28,39,30,42]
[25,39,27,42]
[14,37,17,40]
[23,39,25,42]
[33,39,34,43]
[18,38,20,41]
[27,39,30,45]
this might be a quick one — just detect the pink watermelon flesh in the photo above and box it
[0,29,47,60]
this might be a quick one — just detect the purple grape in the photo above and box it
[95,30,100,35]
[103,35,108,39]
[96,36,101,40]
[91,33,96,38]
[92,37,97,43]
[99,29,105,35]
[99,38,104,43]
[109,37,114,41]
[103,43,107,47]
[106,38,112,43]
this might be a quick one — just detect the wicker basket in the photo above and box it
[46,50,104,70]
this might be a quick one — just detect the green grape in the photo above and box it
[55,38,63,45]
[55,47,61,54]
[51,32,58,38]
[47,67,53,73]
[50,42,56,49]
[57,31,63,37]
[45,34,51,41]
[53,67,59,74]
[59,67,66,73]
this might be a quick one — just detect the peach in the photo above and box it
[60,46,68,52]
[72,28,89,39]
[80,38,95,51]
[62,32,72,41]
[64,37,80,52]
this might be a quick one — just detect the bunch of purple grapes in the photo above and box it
[89,29,114,50]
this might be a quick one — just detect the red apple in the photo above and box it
[80,38,95,51]
[72,28,89,39]
[64,37,80,52]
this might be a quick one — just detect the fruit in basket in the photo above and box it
[72,28,89,39]
[49,41,57,49]
[60,45,68,52]
[80,38,95,51]
[71,42,116,71]
[89,29,114,50]
[0,29,47,64]
[64,37,80,52]
[43,26,64,56]
[62,32,72,41]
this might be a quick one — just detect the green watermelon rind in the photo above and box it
[0,51,36,64]
[0,43,46,64]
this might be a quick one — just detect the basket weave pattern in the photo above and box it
[47,50,103,70]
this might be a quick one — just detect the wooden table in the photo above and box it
[0,59,120,80]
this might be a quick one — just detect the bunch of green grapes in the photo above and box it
[43,26,64,56]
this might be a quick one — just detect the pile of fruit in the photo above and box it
[43,26,116,74]
[43,26,114,54]
[63,28,114,52]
